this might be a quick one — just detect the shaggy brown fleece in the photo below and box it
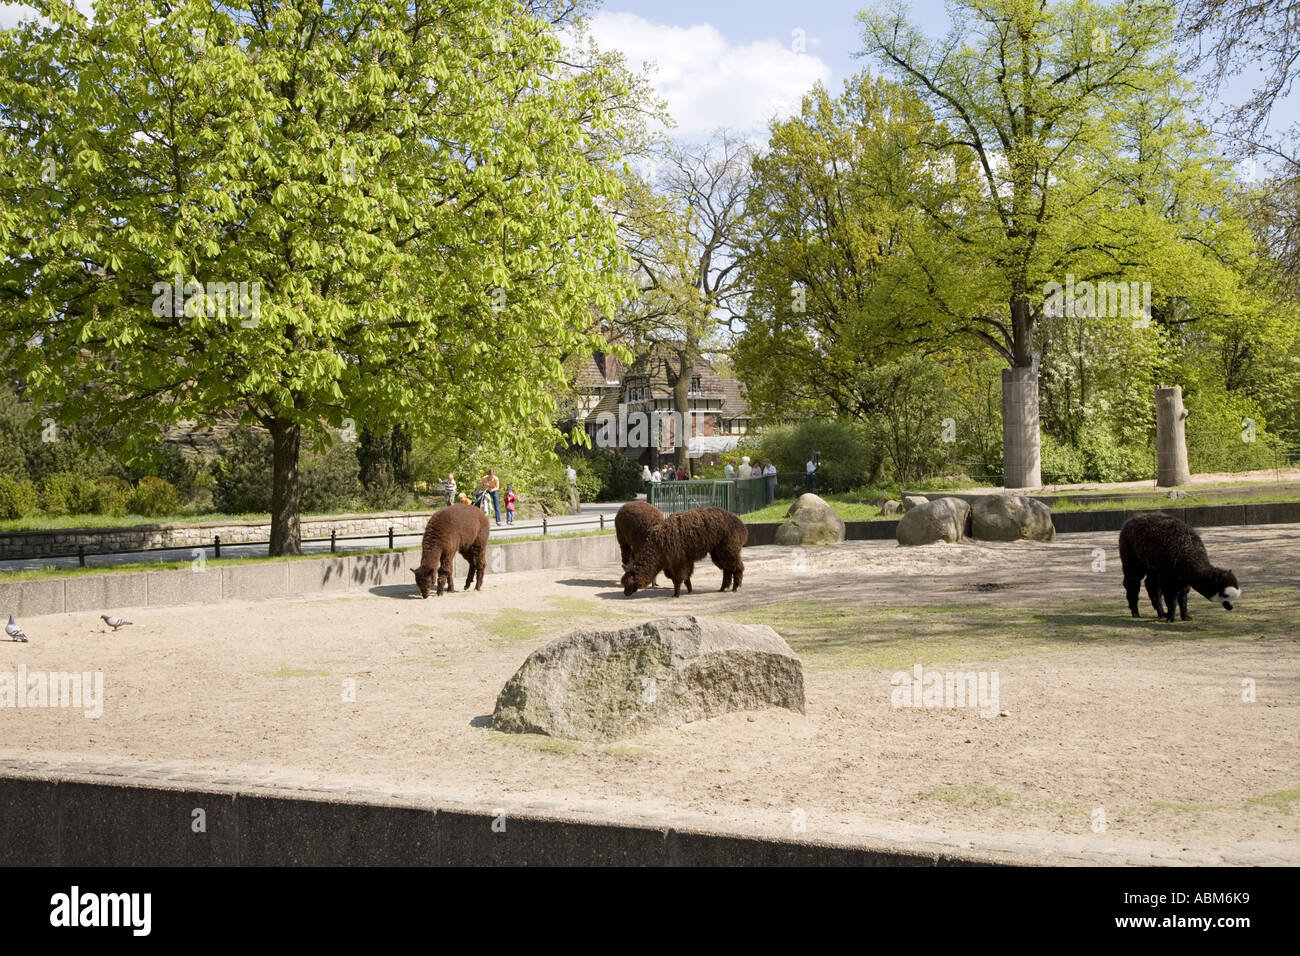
[413,504,490,597]
[614,500,664,586]
[1119,512,1240,621]
[621,506,747,598]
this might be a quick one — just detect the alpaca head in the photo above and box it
[1213,568,1241,610]
[412,566,436,599]
[621,566,652,596]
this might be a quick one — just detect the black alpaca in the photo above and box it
[1118,513,1240,622]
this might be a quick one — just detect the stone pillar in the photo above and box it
[1001,366,1042,489]
[1155,385,1191,486]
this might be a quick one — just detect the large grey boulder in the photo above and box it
[881,499,901,516]
[970,495,1055,542]
[896,496,971,546]
[901,495,929,512]
[491,616,805,741]
[774,493,845,546]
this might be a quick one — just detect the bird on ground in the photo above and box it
[101,615,132,631]
[6,615,27,642]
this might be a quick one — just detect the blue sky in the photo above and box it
[594,0,1292,157]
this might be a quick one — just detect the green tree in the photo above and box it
[0,0,630,552]
[857,0,1222,486]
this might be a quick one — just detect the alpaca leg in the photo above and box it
[731,561,743,591]
[720,568,732,591]
[1122,562,1145,617]
[442,556,455,594]
[671,576,682,597]
[1143,576,1163,617]
[475,552,486,590]
[1160,579,1181,622]
[1177,586,1191,621]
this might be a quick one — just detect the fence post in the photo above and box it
[600,514,605,530]
[388,526,394,550]
[214,535,221,559]
[78,545,85,568]
[543,518,547,536]
[330,529,336,553]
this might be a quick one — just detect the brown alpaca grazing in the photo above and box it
[412,503,490,597]
[621,506,747,598]
[614,500,664,587]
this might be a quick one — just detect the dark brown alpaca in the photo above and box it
[614,500,664,587]
[621,506,747,598]
[412,503,490,597]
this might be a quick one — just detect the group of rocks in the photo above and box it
[768,491,1055,548]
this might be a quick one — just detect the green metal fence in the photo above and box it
[648,479,733,514]
[649,474,815,515]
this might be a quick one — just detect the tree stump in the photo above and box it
[1155,385,1191,486]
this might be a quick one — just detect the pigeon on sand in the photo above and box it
[101,615,132,631]
[6,615,27,642]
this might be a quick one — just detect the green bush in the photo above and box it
[90,476,133,515]
[569,450,642,501]
[736,420,877,492]
[126,476,180,517]
[1185,390,1282,473]
[211,429,273,513]
[38,471,99,515]
[1039,433,1085,484]
[0,475,38,519]
[300,440,364,513]
[1077,425,1153,483]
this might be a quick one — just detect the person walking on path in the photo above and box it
[724,459,735,480]
[504,485,517,524]
[763,459,778,504]
[479,468,502,525]
[806,455,817,492]
[750,459,762,478]
[443,474,456,507]
[676,464,687,481]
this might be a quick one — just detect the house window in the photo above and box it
[689,376,701,394]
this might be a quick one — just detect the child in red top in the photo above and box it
[505,485,517,524]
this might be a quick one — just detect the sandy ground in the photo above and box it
[2,525,1298,863]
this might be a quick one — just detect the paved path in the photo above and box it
[0,502,627,574]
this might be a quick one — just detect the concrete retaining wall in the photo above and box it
[0,535,620,616]
[0,773,990,867]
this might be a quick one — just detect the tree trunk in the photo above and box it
[1155,385,1191,486]
[673,346,693,474]
[1001,293,1042,488]
[269,416,302,555]
[1001,366,1042,489]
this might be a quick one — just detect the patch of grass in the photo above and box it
[924,784,1020,809]
[720,589,1294,673]
[262,666,330,678]
[450,595,613,642]
[1149,801,1226,814]
[492,732,584,754]
[601,744,653,758]
[1050,491,1300,512]
[742,495,883,524]
[1247,789,1300,813]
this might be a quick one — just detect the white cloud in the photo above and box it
[586,12,831,141]
[1,0,95,29]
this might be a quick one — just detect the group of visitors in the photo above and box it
[643,463,689,485]
[442,469,516,526]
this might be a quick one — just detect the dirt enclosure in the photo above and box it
[3,524,1298,864]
